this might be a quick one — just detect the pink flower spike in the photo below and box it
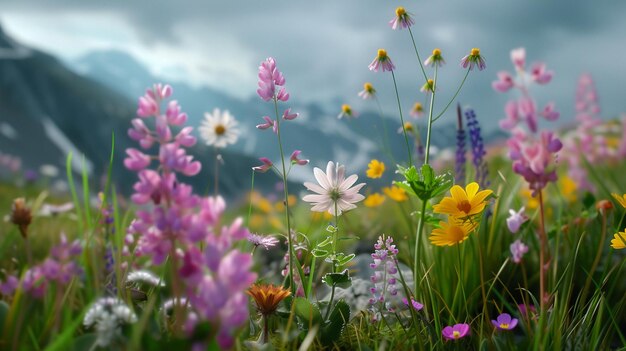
[252,157,273,173]
[541,102,560,121]
[137,95,158,117]
[506,206,528,233]
[124,148,151,171]
[492,71,515,93]
[283,108,299,120]
[175,126,197,147]
[531,62,553,84]
[290,150,309,166]
[510,47,526,71]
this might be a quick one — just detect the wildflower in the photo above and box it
[389,6,415,30]
[460,48,486,71]
[611,193,626,208]
[410,102,424,118]
[358,82,376,100]
[424,48,445,67]
[0,275,18,295]
[442,323,470,340]
[383,186,408,202]
[465,108,490,189]
[338,104,356,119]
[10,197,32,238]
[369,49,395,72]
[455,106,466,185]
[124,148,151,171]
[366,159,385,179]
[510,47,526,71]
[541,102,560,121]
[433,182,492,219]
[252,158,274,173]
[596,200,613,214]
[198,108,240,148]
[364,193,385,208]
[282,108,298,120]
[398,122,414,134]
[510,239,529,263]
[247,233,280,250]
[530,62,553,84]
[302,161,365,216]
[492,313,518,330]
[492,71,515,93]
[256,116,277,133]
[402,297,424,311]
[506,207,528,233]
[248,283,291,316]
[610,231,626,249]
[257,57,288,102]
[420,79,435,93]
[429,218,478,247]
[125,270,165,287]
[369,235,401,318]
[84,297,138,347]
[289,150,309,166]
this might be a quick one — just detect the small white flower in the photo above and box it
[125,270,165,287]
[303,161,366,216]
[198,108,240,148]
[84,297,137,347]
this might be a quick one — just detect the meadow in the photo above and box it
[1,6,625,351]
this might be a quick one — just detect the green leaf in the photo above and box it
[325,225,337,233]
[335,253,356,267]
[321,300,350,345]
[421,164,435,186]
[582,192,596,209]
[403,165,419,182]
[317,236,333,248]
[0,301,8,336]
[311,248,329,258]
[430,171,454,198]
[322,270,352,289]
[293,297,323,327]
[70,334,97,351]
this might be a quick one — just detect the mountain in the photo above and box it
[0,25,282,199]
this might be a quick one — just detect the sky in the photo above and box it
[1,0,625,132]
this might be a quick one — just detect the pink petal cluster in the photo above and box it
[257,57,288,102]
[494,48,562,195]
[442,323,470,340]
[125,84,256,348]
[510,239,529,263]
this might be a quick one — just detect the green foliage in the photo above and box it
[396,164,453,201]
[321,269,352,289]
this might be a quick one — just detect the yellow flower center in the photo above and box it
[452,331,461,339]
[404,122,413,132]
[471,48,480,56]
[341,104,352,114]
[364,82,374,92]
[413,102,423,111]
[499,323,509,329]
[457,200,472,214]
[433,48,441,56]
[214,124,226,135]
[396,7,406,17]
[377,49,388,60]
[427,79,434,86]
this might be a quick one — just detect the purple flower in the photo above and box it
[491,313,518,330]
[455,104,466,186]
[465,107,489,189]
[369,235,403,318]
[402,297,424,311]
[247,233,279,250]
[507,207,528,233]
[442,323,470,340]
[0,275,18,295]
[510,239,529,263]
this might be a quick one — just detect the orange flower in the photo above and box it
[247,284,291,316]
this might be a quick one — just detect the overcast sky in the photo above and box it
[1,0,625,132]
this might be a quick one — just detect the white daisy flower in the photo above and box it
[83,297,137,347]
[198,108,240,148]
[125,270,165,287]
[303,161,366,216]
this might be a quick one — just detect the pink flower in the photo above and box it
[530,62,553,84]
[290,150,309,166]
[389,7,414,30]
[518,97,538,133]
[128,118,154,149]
[256,116,277,133]
[303,161,365,216]
[402,297,424,311]
[165,100,188,125]
[492,71,515,92]
[124,148,151,171]
[510,47,526,71]
[492,313,518,330]
[282,108,298,120]
[499,100,519,130]
[541,102,560,121]
[506,206,528,233]
[442,323,470,340]
[510,239,529,263]
[252,157,273,173]
[369,49,395,72]
[257,57,288,102]
[159,143,201,176]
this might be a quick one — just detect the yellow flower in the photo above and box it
[257,198,273,214]
[364,193,385,207]
[366,159,385,179]
[559,176,577,203]
[433,182,492,219]
[611,193,626,209]
[519,188,539,210]
[429,218,478,247]
[610,231,626,250]
[247,284,291,316]
[383,186,408,202]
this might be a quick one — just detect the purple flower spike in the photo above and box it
[491,313,518,330]
[442,323,470,340]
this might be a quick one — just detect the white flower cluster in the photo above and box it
[83,297,138,347]
[125,270,165,287]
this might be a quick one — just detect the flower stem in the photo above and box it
[432,68,470,123]
[325,202,340,321]
[391,70,413,165]
[408,27,429,84]
[273,99,296,296]
[413,199,428,294]
[581,207,608,302]
[424,66,438,165]
[537,190,549,313]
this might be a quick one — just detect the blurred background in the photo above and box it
[0,0,624,198]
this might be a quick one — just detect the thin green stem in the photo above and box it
[273,99,296,296]
[408,27,429,84]
[213,148,220,196]
[424,66,438,165]
[325,202,340,321]
[413,199,428,294]
[432,68,471,123]
[538,190,548,314]
[391,70,413,165]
